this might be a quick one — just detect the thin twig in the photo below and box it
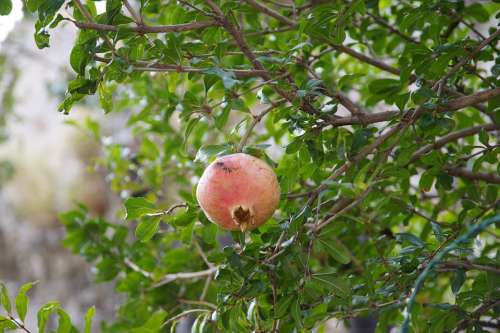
[122,0,143,25]
[205,0,333,121]
[124,257,153,279]
[242,0,296,26]
[200,275,212,301]
[8,316,32,333]
[145,203,188,217]
[71,19,218,33]
[440,261,500,274]
[409,123,499,164]
[149,266,218,290]
[452,299,500,333]
[444,167,500,185]
[236,99,285,152]
[366,12,419,44]
[433,29,500,90]
[160,309,211,328]
[209,72,289,109]
[72,0,116,53]
[325,43,493,119]
[93,55,267,78]
[177,299,217,310]
[193,238,214,268]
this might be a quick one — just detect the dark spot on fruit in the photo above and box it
[215,161,235,173]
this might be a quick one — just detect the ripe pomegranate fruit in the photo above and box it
[196,153,280,231]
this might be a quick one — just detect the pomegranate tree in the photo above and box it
[196,153,280,231]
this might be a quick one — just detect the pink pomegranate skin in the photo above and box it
[196,153,280,231]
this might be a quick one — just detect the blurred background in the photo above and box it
[0,0,126,329]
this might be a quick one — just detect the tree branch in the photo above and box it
[434,28,500,89]
[236,99,285,152]
[242,0,296,26]
[7,316,32,333]
[409,123,499,164]
[440,260,500,274]
[149,266,219,290]
[326,44,493,119]
[205,0,334,121]
[436,87,500,112]
[314,188,372,232]
[366,12,419,44]
[145,202,188,218]
[452,300,500,333]
[161,309,211,328]
[72,19,218,33]
[73,0,116,53]
[330,44,401,76]
[92,55,267,78]
[444,167,500,185]
[122,0,143,25]
[327,110,399,127]
[124,257,153,279]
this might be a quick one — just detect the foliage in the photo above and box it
[0,280,95,333]
[5,0,500,332]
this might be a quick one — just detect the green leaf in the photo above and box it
[35,31,50,49]
[105,0,122,24]
[291,299,302,329]
[0,316,17,330]
[368,79,401,95]
[286,139,303,154]
[464,3,489,22]
[83,306,95,333]
[135,217,161,241]
[98,82,114,113]
[338,73,364,90]
[38,301,60,333]
[56,309,72,333]
[204,67,239,90]
[0,282,11,314]
[478,129,489,147]
[0,0,12,15]
[319,238,351,264]
[214,105,231,129]
[15,282,36,322]
[419,168,436,192]
[311,274,350,298]
[69,44,89,75]
[274,296,294,319]
[395,233,425,248]
[26,0,43,12]
[183,117,201,150]
[130,310,167,333]
[451,269,466,294]
[140,137,160,160]
[430,221,444,242]
[124,197,157,220]
[194,144,232,164]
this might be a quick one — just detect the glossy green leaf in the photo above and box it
[319,238,351,264]
[124,197,157,220]
[0,282,11,314]
[15,281,36,322]
[83,306,95,333]
[135,217,161,242]
[0,0,12,15]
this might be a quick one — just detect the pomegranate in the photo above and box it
[196,153,280,231]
